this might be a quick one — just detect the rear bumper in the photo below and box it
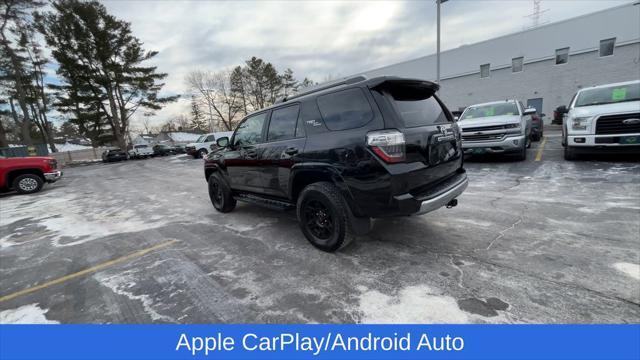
[44,170,63,183]
[389,171,468,216]
[462,134,525,154]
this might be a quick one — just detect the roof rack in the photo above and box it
[277,75,368,103]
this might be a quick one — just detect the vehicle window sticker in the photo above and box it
[611,88,627,101]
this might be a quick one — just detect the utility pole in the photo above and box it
[436,0,448,86]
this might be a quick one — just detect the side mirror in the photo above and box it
[523,108,536,115]
[216,136,229,148]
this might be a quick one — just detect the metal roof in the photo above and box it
[359,2,640,81]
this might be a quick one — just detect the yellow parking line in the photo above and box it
[534,137,547,162]
[0,239,178,303]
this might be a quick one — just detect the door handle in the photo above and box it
[284,147,298,155]
[242,147,257,157]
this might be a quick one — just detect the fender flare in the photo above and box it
[289,163,364,218]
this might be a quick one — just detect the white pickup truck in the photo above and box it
[185,131,234,158]
[128,144,154,159]
[563,80,640,160]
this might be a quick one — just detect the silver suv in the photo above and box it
[458,100,534,160]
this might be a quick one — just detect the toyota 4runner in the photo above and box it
[203,76,468,252]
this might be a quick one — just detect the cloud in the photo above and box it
[95,0,628,128]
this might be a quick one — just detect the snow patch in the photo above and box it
[55,142,93,152]
[358,285,469,323]
[95,271,174,322]
[613,263,640,280]
[0,303,59,324]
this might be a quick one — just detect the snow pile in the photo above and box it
[0,303,59,324]
[55,142,93,152]
[357,285,470,323]
[167,132,201,143]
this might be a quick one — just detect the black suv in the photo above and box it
[204,76,467,252]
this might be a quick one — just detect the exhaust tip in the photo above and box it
[446,198,458,208]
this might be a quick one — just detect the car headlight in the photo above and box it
[572,117,590,131]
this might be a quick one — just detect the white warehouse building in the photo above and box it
[359,2,640,118]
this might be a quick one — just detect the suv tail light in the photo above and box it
[366,130,406,163]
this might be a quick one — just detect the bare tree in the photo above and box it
[186,69,244,131]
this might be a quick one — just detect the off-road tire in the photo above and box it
[296,182,354,252]
[198,149,208,158]
[208,172,236,213]
[13,174,44,194]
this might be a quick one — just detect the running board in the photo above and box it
[233,193,295,211]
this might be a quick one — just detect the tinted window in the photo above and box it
[317,88,373,131]
[556,47,569,64]
[599,38,615,57]
[268,105,300,141]
[233,113,267,146]
[390,95,449,127]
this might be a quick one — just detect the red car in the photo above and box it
[0,155,63,194]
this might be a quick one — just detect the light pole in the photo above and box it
[436,0,448,86]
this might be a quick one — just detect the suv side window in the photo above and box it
[205,135,216,142]
[233,112,267,147]
[268,105,300,141]
[316,88,373,131]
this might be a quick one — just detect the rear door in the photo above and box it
[372,80,461,182]
[260,104,306,198]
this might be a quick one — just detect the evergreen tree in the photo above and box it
[1,0,44,146]
[37,0,177,149]
[280,68,299,98]
[190,95,207,131]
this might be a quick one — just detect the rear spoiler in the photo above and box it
[369,78,439,101]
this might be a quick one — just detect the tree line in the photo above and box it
[1,0,318,151]
[185,58,315,132]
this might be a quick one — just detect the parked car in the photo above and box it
[553,105,568,125]
[203,76,467,252]
[562,80,640,160]
[102,148,128,163]
[0,155,62,194]
[153,144,176,156]
[128,144,154,159]
[530,113,544,141]
[185,131,234,158]
[172,144,186,154]
[457,100,534,160]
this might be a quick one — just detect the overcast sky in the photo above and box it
[98,0,630,128]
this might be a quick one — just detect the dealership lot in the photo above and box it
[0,126,638,324]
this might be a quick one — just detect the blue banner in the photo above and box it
[1,324,638,359]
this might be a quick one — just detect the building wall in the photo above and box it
[438,42,640,117]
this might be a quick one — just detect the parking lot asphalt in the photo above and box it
[1,126,639,324]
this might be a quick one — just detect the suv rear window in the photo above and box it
[381,84,449,127]
[316,88,373,131]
